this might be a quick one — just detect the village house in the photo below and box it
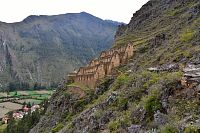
[67,43,135,88]
[13,112,24,119]
[31,105,40,113]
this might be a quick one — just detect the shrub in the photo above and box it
[120,111,131,127]
[117,73,129,84]
[143,73,159,89]
[143,88,162,119]
[117,97,128,110]
[108,119,120,132]
[139,46,148,53]
[112,73,130,90]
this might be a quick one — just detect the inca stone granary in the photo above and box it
[67,43,134,88]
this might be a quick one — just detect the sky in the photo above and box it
[0,0,149,23]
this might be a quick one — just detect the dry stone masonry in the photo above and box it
[67,43,135,88]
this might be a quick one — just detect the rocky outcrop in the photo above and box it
[183,64,200,83]
[147,63,179,72]
[60,92,118,133]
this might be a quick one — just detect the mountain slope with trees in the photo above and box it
[0,12,120,88]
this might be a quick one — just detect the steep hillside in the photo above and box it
[0,12,119,87]
[28,0,200,133]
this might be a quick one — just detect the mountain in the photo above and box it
[0,12,120,87]
[4,0,200,132]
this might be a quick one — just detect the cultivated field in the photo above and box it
[0,102,22,119]
[0,102,22,110]
[0,90,54,118]
[0,93,7,98]
[0,90,53,98]
[0,107,10,118]
[18,99,42,105]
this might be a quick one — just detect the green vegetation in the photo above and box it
[108,119,121,132]
[52,123,64,133]
[180,30,196,42]
[142,88,162,119]
[0,124,7,132]
[184,125,200,133]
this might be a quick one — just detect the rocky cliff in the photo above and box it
[30,0,200,132]
[0,12,120,87]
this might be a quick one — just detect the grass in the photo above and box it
[108,119,121,132]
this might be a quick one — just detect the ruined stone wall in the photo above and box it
[84,66,98,74]
[68,43,134,88]
[74,73,97,88]
[95,63,106,79]
[125,43,134,59]
[89,59,99,67]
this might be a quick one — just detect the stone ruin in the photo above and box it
[67,43,135,88]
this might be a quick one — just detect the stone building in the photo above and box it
[67,43,134,88]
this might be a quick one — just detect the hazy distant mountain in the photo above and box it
[0,12,120,86]
[105,19,126,25]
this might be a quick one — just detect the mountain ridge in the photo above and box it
[0,12,123,25]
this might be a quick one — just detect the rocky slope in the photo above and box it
[30,0,200,132]
[0,12,120,87]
